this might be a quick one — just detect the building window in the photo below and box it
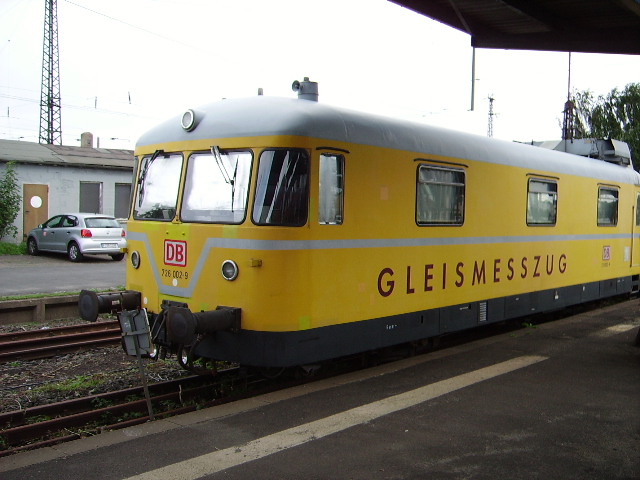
[416,165,464,225]
[252,149,309,226]
[527,179,557,226]
[319,153,344,224]
[115,183,131,219]
[598,186,619,226]
[80,182,102,214]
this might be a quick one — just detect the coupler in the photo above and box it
[166,306,241,346]
[78,289,141,322]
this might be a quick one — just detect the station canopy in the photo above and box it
[390,0,640,55]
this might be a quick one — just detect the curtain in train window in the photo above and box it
[252,149,309,226]
[597,187,618,226]
[181,150,252,224]
[319,153,344,224]
[416,165,464,225]
[527,179,557,225]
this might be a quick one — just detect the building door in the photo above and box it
[23,184,49,240]
[115,183,132,219]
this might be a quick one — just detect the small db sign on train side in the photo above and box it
[164,240,187,267]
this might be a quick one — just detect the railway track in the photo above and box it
[0,366,296,457]
[0,321,121,363]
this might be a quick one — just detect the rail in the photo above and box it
[0,320,121,363]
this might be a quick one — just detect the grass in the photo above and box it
[0,241,26,255]
[33,375,104,394]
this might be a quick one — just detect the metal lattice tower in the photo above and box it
[487,95,495,137]
[39,0,62,145]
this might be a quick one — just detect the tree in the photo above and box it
[0,162,21,240]
[573,83,640,169]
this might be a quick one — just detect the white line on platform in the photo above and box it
[590,323,638,338]
[124,355,547,480]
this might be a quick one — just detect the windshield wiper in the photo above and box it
[138,149,163,207]
[211,146,238,212]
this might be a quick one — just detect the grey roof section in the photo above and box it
[391,0,640,55]
[0,139,134,170]
[137,96,640,186]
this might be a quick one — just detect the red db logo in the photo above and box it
[164,240,187,267]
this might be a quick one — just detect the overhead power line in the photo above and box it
[64,0,208,52]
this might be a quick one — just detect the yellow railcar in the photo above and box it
[80,79,640,368]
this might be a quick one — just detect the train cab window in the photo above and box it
[527,179,557,226]
[181,150,252,224]
[134,153,183,220]
[252,149,309,226]
[319,153,344,224]
[416,165,464,225]
[597,187,619,226]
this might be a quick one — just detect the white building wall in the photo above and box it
[0,162,133,243]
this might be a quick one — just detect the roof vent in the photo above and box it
[292,77,318,101]
[531,138,632,166]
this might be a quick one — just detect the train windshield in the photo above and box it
[134,153,183,220]
[252,149,309,226]
[181,150,253,224]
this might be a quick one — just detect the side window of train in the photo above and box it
[527,179,557,226]
[252,149,309,226]
[416,165,465,226]
[319,153,344,225]
[597,186,619,226]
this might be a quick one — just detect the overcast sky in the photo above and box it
[1,0,639,150]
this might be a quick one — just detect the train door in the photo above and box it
[633,191,640,267]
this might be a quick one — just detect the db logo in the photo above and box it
[164,240,187,267]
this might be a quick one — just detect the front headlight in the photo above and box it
[221,260,239,281]
[131,251,141,269]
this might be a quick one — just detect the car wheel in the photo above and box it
[110,253,125,261]
[68,242,84,262]
[27,237,39,256]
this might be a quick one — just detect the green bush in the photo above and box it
[0,241,26,255]
[0,162,20,239]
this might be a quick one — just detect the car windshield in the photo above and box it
[134,153,183,220]
[85,217,120,228]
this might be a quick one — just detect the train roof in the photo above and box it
[136,95,639,185]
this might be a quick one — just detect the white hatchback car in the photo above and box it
[26,213,127,262]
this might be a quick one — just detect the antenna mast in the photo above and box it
[39,0,62,145]
[487,95,495,137]
[561,52,575,145]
